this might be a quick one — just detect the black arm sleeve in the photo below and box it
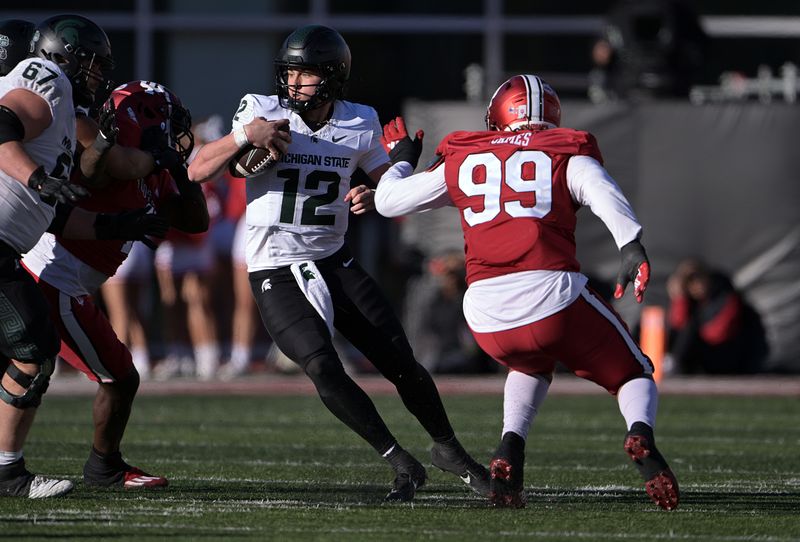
[0,105,25,144]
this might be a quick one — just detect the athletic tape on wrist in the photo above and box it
[233,125,250,148]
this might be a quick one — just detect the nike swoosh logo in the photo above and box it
[332,135,347,143]
[343,257,354,268]
[460,474,471,484]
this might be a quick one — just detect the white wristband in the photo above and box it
[233,125,250,148]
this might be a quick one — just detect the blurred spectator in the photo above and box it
[405,252,492,374]
[666,258,768,374]
[589,0,708,102]
[217,176,260,379]
[100,242,156,380]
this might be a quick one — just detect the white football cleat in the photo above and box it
[27,476,75,498]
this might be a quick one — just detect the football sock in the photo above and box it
[502,370,550,441]
[496,431,526,459]
[0,450,23,467]
[392,362,455,443]
[304,353,396,453]
[229,344,251,369]
[617,376,658,430]
[86,447,127,471]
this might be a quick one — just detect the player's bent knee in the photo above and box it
[108,368,140,397]
[303,352,346,384]
[0,357,55,408]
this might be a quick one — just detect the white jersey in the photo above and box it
[0,57,76,254]
[231,94,388,271]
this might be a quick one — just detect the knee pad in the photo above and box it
[0,357,55,409]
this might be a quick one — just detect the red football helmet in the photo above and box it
[106,80,194,162]
[485,74,561,131]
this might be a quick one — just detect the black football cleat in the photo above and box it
[431,439,490,497]
[384,459,427,502]
[83,449,167,489]
[624,421,680,511]
[489,432,526,508]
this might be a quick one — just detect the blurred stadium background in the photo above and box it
[3,0,799,372]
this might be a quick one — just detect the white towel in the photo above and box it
[290,261,335,338]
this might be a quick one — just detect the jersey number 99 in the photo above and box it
[458,150,552,227]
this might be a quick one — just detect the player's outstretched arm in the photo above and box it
[77,112,157,187]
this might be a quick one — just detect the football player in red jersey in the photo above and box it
[375,74,679,510]
[22,80,208,490]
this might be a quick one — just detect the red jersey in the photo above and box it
[57,170,179,276]
[435,128,603,284]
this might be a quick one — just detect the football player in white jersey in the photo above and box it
[0,14,118,498]
[189,24,488,502]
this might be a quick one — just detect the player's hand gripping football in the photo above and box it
[381,117,424,169]
[246,118,292,162]
[614,240,650,303]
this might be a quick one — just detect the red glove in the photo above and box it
[380,116,424,169]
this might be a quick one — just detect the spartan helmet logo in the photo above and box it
[299,263,316,281]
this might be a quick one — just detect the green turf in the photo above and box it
[3,393,799,541]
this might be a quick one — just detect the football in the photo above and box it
[228,122,290,178]
[229,145,279,178]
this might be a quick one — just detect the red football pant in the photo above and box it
[472,288,653,394]
[35,278,133,383]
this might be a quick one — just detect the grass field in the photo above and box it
[3,391,799,541]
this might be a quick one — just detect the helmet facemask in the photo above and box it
[275,63,343,112]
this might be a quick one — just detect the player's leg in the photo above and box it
[249,267,425,501]
[324,254,489,496]
[101,242,154,379]
[0,255,72,498]
[472,328,558,508]
[38,280,167,489]
[541,287,679,510]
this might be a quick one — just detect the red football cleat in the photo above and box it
[123,467,168,489]
[624,422,680,511]
[489,457,526,508]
